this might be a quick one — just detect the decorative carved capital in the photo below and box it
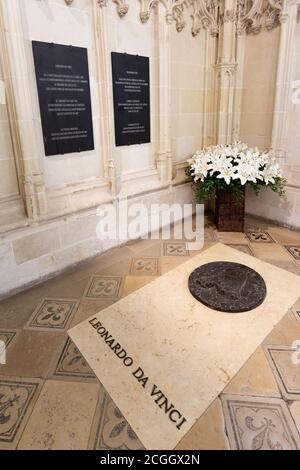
[97,0,108,7]
[236,0,283,35]
[220,9,236,24]
[113,0,129,18]
[80,0,285,37]
[190,0,220,37]
[215,62,237,79]
[138,1,158,24]
[279,11,289,23]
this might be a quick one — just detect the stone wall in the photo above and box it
[0,0,204,298]
[245,2,300,228]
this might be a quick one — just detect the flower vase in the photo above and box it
[214,188,245,232]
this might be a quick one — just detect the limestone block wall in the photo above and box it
[170,27,206,161]
[239,29,280,150]
[0,0,205,298]
[245,4,300,228]
[0,183,192,298]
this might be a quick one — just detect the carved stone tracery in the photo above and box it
[112,0,129,17]
[65,0,285,37]
[236,0,285,35]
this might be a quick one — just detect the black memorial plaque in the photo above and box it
[32,41,94,156]
[111,52,150,147]
[188,262,267,313]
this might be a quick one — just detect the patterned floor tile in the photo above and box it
[290,402,300,434]
[264,345,300,400]
[26,298,79,331]
[84,276,122,300]
[0,331,17,349]
[246,231,275,243]
[130,257,160,276]
[292,307,300,324]
[221,394,300,450]
[285,246,300,260]
[51,337,95,381]
[163,242,189,257]
[0,377,42,449]
[89,393,144,450]
[227,244,253,256]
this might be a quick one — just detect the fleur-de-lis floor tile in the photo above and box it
[285,246,300,260]
[51,337,95,381]
[89,393,144,450]
[221,394,300,450]
[130,258,160,276]
[84,276,122,300]
[26,298,79,331]
[0,377,41,449]
[163,242,189,257]
[246,231,274,243]
[264,345,300,400]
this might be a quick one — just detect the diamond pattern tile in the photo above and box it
[285,246,300,260]
[221,394,300,450]
[0,331,17,349]
[0,378,41,448]
[84,276,122,300]
[26,298,79,331]
[264,345,300,400]
[130,258,160,276]
[52,337,95,381]
[163,242,189,256]
[246,231,274,243]
[90,394,144,450]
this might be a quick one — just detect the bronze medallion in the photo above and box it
[188,261,267,313]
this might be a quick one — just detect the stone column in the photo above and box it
[271,0,299,159]
[0,0,47,220]
[93,0,118,195]
[215,0,238,145]
[202,28,218,148]
[156,3,172,183]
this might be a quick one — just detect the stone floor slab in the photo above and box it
[175,398,229,450]
[0,330,65,378]
[18,380,99,450]
[69,243,300,450]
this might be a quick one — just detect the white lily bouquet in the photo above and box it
[186,142,285,201]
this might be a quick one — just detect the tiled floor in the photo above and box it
[1,215,300,450]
